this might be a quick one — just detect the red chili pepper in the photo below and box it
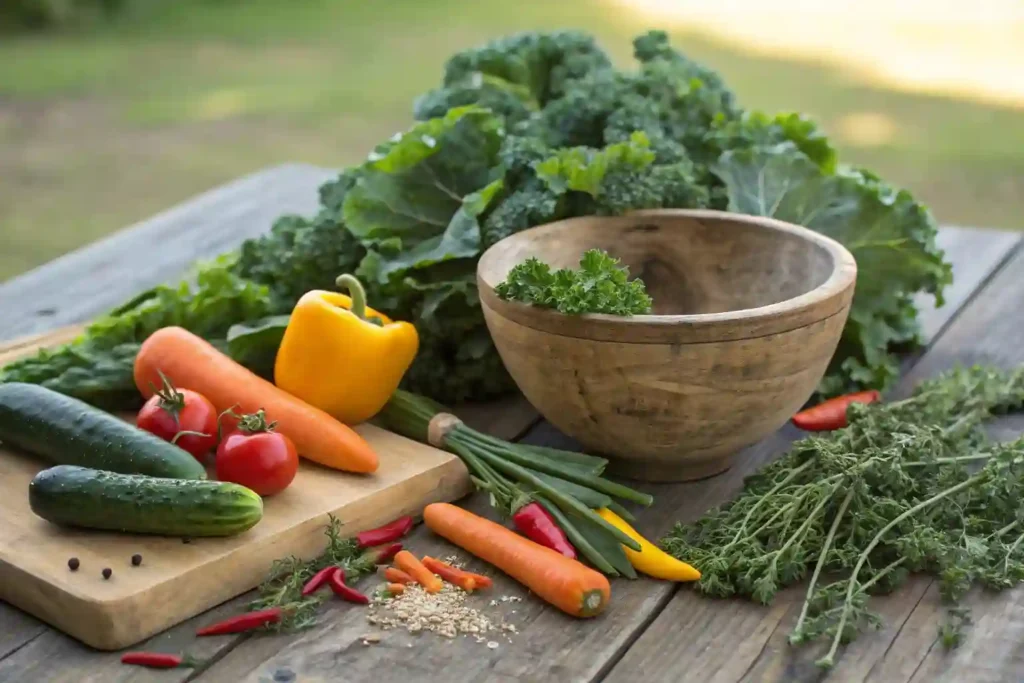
[356,516,414,548]
[301,565,342,596]
[791,390,881,432]
[196,607,282,636]
[511,502,577,559]
[121,652,198,668]
[364,542,403,565]
[328,568,370,604]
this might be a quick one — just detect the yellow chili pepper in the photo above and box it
[596,508,701,582]
[274,274,419,425]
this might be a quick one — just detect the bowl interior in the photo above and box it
[480,211,838,317]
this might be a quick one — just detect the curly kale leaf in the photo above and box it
[713,111,837,173]
[496,248,653,316]
[532,132,710,215]
[713,142,952,394]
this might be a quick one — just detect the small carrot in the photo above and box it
[422,556,479,592]
[423,503,610,618]
[134,327,378,473]
[386,582,405,596]
[792,390,881,431]
[394,550,442,594]
[384,566,415,585]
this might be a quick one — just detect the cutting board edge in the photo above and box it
[0,457,473,651]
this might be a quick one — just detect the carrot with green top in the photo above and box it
[394,551,442,594]
[423,503,610,618]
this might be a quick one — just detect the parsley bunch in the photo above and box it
[662,365,1024,669]
[495,248,653,316]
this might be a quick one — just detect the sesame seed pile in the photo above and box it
[365,556,520,645]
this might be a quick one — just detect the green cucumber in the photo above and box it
[0,382,206,480]
[29,465,263,537]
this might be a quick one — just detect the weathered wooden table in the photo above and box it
[2,164,1023,683]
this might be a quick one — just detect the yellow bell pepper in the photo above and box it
[274,274,419,425]
[597,508,701,582]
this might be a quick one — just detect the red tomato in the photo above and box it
[136,374,218,461]
[216,428,298,496]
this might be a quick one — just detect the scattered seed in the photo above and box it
[365,556,519,646]
[67,558,79,571]
[131,554,142,567]
[102,568,112,580]
[487,641,499,649]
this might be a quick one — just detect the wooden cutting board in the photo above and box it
[0,327,473,651]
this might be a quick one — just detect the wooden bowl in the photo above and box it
[477,209,857,482]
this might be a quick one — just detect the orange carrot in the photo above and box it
[133,327,378,474]
[385,582,405,596]
[393,551,442,594]
[422,556,480,592]
[383,567,415,585]
[423,503,610,618]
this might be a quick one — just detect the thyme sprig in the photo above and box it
[248,515,377,632]
[662,365,1024,669]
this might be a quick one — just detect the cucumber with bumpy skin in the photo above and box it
[0,382,207,479]
[29,465,263,537]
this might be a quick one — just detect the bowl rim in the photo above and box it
[476,209,858,344]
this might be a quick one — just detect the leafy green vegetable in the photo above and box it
[661,365,1024,668]
[495,249,653,316]
[1,28,952,407]
[225,315,291,379]
[713,143,952,394]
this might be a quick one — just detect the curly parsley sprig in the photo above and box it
[494,248,653,316]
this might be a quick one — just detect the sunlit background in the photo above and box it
[1,0,1022,282]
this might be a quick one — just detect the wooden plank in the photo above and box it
[0,163,337,341]
[189,227,1021,682]
[0,401,539,682]
[598,227,1023,683]
[913,226,1024,342]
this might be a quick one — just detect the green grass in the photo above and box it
[1,0,1022,282]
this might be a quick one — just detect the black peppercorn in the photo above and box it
[131,554,142,566]
[102,568,112,580]
[67,557,79,571]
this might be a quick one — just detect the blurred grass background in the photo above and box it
[1,0,1022,282]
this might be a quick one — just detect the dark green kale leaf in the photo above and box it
[712,142,952,394]
[495,248,653,316]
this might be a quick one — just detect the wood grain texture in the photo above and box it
[599,227,1023,683]
[478,210,857,482]
[0,163,337,341]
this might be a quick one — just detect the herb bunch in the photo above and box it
[661,365,1024,669]
[495,248,653,316]
[248,515,383,631]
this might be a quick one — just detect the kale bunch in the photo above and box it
[1,29,952,407]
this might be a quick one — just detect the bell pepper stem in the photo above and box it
[335,274,368,320]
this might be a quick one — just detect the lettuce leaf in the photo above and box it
[712,142,952,395]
